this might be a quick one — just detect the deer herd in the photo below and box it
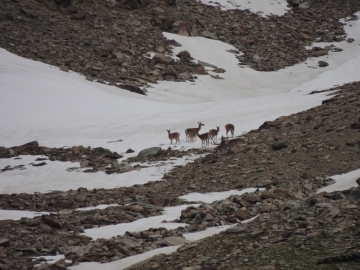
[166,122,235,149]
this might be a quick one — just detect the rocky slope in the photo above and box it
[1,0,360,94]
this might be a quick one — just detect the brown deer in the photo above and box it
[167,129,180,145]
[185,122,204,142]
[186,130,197,143]
[197,132,209,148]
[209,126,220,144]
[219,136,229,153]
[225,124,235,138]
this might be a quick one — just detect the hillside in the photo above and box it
[1,0,360,269]
[1,0,360,91]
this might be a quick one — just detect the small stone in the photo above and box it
[318,61,329,67]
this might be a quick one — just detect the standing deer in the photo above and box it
[187,130,197,143]
[209,126,220,144]
[225,124,235,138]
[167,129,180,145]
[197,132,209,148]
[185,122,204,142]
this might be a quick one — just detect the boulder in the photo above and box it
[138,147,162,157]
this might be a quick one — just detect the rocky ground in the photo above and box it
[1,81,360,269]
[1,0,360,94]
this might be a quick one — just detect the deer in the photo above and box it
[219,136,229,153]
[186,130,197,143]
[197,132,209,148]
[166,129,180,145]
[209,126,220,144]
[185,122,204,142]
[225,124,235,138]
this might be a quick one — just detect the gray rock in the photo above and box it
[204,214,214,221]
[80,160,89,168]
[138,147,162,157]
[226,225,248,234]
[71,244,94,257]
[271,140,288,150]
[34,263,48,270]
[258,266,275,270]
[164,237,191,246]
[91,66,102,71]
[153,53,173,65]
[253,55,262,63]
[113,245,131,256]
[282,200,302,210]
[318,61,329,67]
[299,3,309,9]
[123,258,152,270]
[119,162,134,173]
[256,180,272,188]
[201,31,216,39]
[179,72,191,80]
[0,238,9,246]
[119,237,141,248]
[147,234,163,241]
[133,202,164,211]
[198,60,217,68]
[188,184,197,190]
[347,187,360,201]
[177,243,198,253]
